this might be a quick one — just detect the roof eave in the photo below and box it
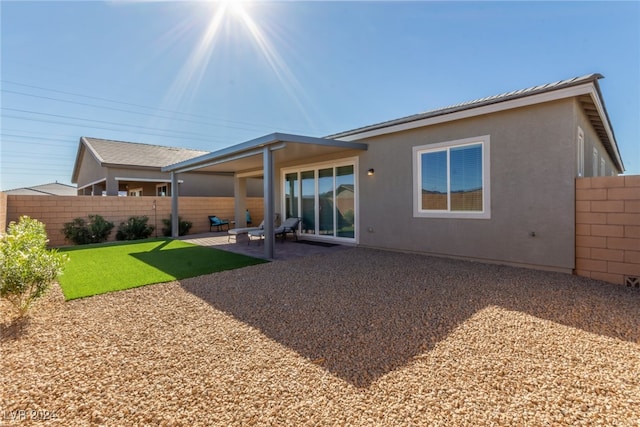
[162,132,368,173]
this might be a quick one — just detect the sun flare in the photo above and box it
[159,0,314,129]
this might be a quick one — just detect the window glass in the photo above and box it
[415,136,488,218]
[285,172,299,218]
[450,144,482,211]
[336,165,355,238]
[421,151,448,210]
[318,168,334,236]
[301,170,315,234]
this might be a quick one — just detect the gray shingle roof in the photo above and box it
[82,137,209,168]
[5,182,77,196]
[327,74,605,139]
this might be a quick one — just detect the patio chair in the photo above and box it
[248,217,300,244]
[227,220,264,242]
[208,215,230,232]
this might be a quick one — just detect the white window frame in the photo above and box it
[281,157,359,243]
[600,157,606,177]
[413,135,490,219]
[156,183,170,197]
[592,148,599,177]
[577,127,584,177]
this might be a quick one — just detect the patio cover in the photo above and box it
[162,132,368,259]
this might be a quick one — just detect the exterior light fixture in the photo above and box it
[367,168,375,176]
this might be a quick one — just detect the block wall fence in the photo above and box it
[0,195,264,247]
[575,176,640,287]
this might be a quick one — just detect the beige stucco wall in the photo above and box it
[356,99,578,272]
[575,99,618,177]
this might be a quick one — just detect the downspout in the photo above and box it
[171,171,179,238]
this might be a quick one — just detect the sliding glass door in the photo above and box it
[283,161,356,241]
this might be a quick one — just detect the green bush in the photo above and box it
[62,214,114,245]
[161,215,193,237]
[1,216,68,316]
[116,216,155,241]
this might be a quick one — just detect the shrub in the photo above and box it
[62,214,114,245]
[0,216,68,316]
[161,215,193,237]
[116,216,154,241]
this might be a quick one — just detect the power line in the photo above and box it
[1,88,280,134]
[1,79,312,134]
[2,112,234,145]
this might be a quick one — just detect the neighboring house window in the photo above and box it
[129,188,143,197]
[577,127,584,177]
[156,184,169,197]
[592,148,599,177]
[600,157,606,177]
[413,135,490,219]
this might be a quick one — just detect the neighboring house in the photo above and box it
[4,182,77,196]
[71,137,262,197]
[163,73,624,273]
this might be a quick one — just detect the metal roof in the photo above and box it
[326,73,623,172]
[328,74,604,138]
[4,182,77,196]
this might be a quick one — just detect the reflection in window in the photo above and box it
[450,144,482,211]
[285,172,299,219]
[419,143,484,213]
[301,170,315,234]
[318,168,334,236]
[336,165,354,238]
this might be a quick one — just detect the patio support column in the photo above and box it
[263,147,275,259]
[234,175,247,228]
[171,171,179,238]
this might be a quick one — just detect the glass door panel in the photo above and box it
[301,170,315,234]
[284,172,299,219]
[336,165,355,238]
[318,168,334,236]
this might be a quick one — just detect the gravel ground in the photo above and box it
[2,248,639,426]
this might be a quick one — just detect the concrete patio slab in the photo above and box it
[179,231,353,261]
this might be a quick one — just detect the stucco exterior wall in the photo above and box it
[75,147,107,192]
[357,99,578,272]
[575,100,618,177]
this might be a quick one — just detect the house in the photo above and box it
[162,73,624,273]
[71,137,263,197]
[4,182,77,196]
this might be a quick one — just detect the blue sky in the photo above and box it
[1,1,639,191]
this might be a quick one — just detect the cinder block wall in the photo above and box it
[5,196,264,247]
[575,176,640,286]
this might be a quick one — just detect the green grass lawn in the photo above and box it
[57,238,267,300]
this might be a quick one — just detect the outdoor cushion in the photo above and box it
[248,217,300,244]
[227,220,264,242]
[208,215,230,232]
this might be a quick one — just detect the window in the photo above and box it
[577,127,584,177]
[283,160,357,240]
[413,135,490,219]
[600,157,606,177]
[156,184,169,197]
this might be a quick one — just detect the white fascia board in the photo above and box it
[586,88,624,171]
[336,84,597,142]
[114,177,184,184]
[77,178,106,190]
